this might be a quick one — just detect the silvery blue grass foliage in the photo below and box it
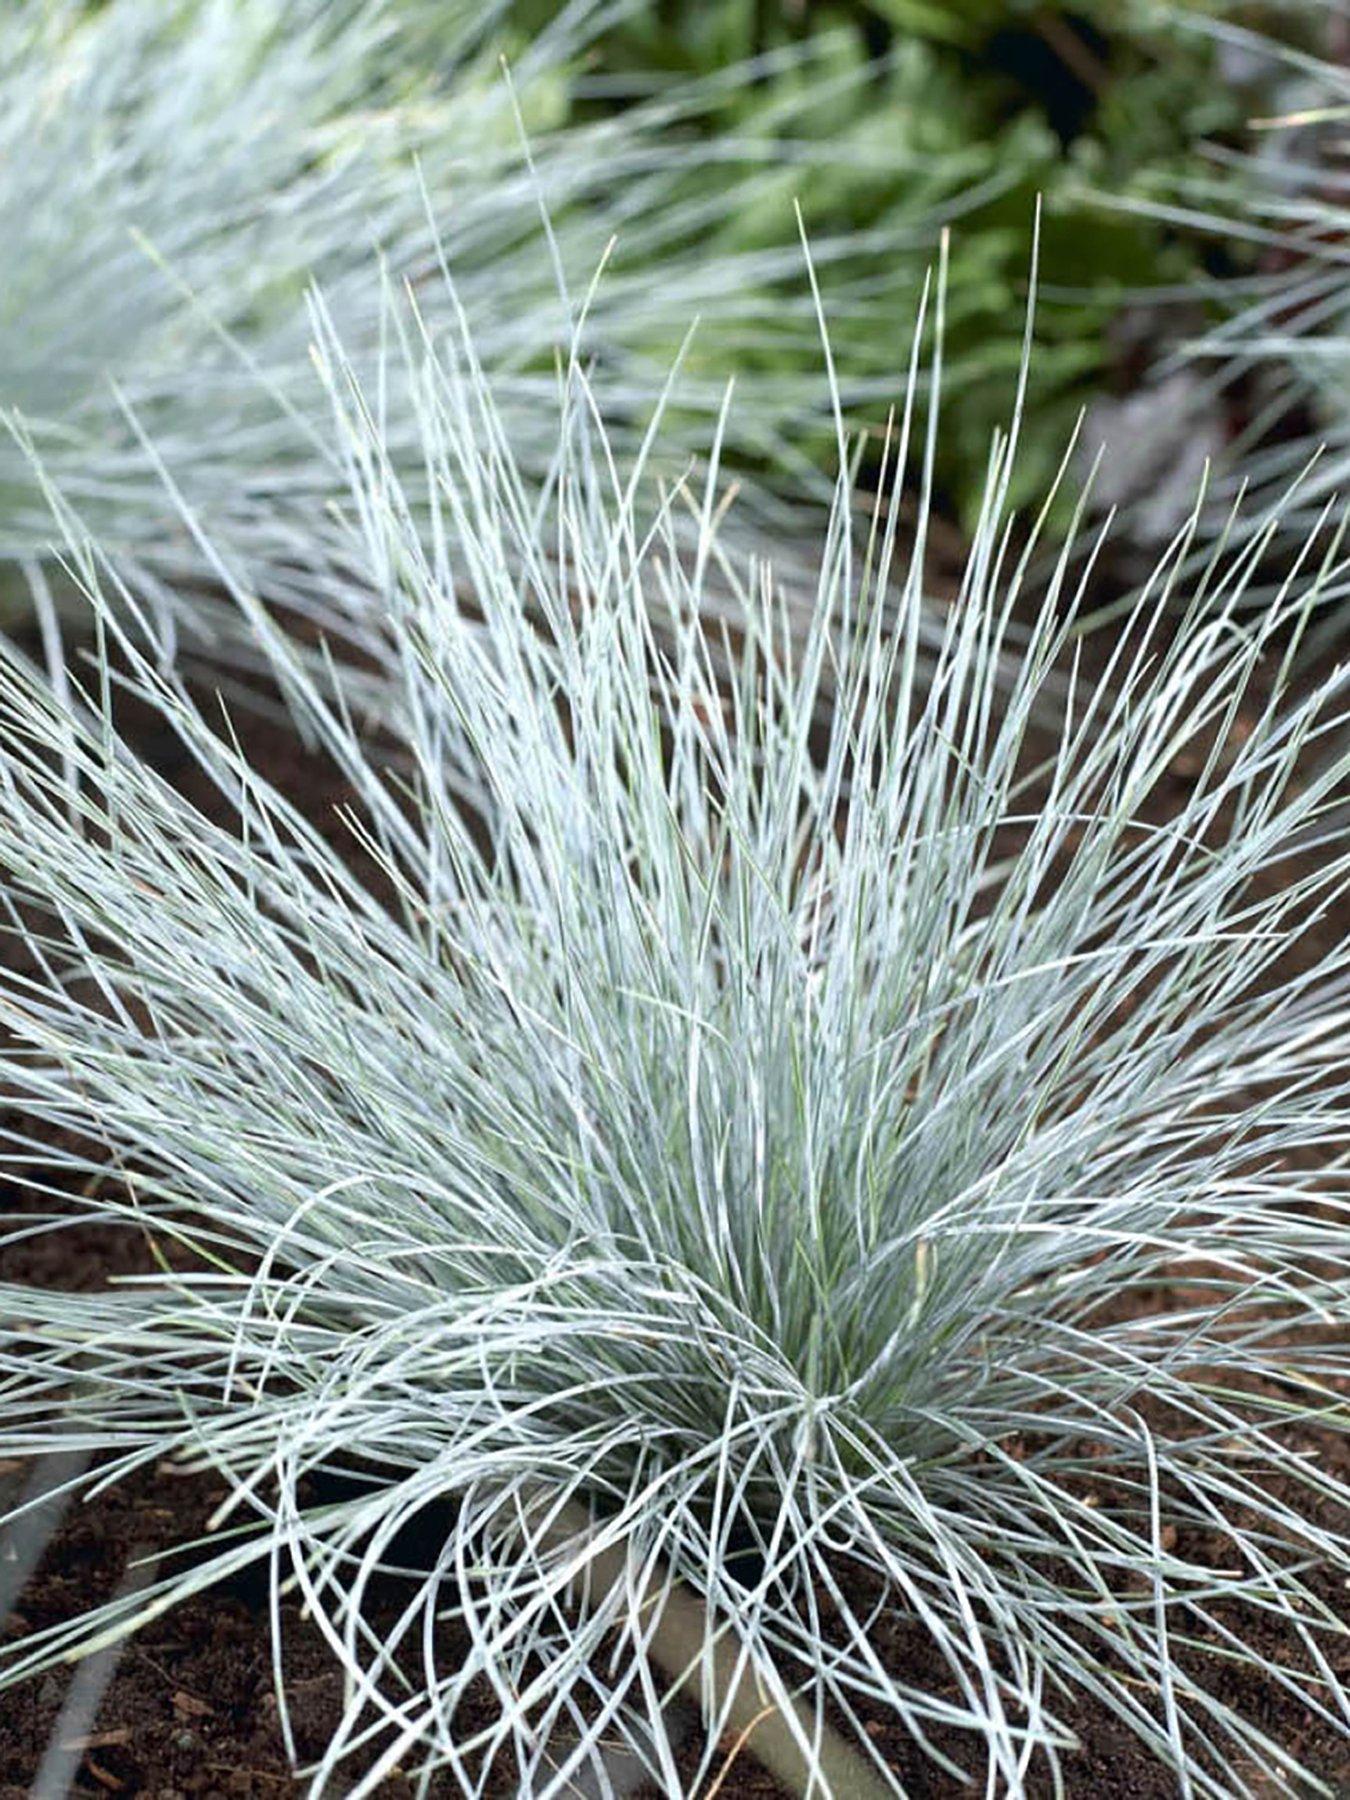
[0,0,977,648]
[0,281,1349,1798]
[1119,12,1350,535]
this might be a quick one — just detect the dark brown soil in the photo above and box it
[1,640,1347,1796]
[0,1459,471,1799]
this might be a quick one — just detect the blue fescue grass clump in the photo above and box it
[0,276,1348,1797]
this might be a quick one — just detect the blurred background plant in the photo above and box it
[12,0,1344,719]
[12,0,1330,634]
[1061,3,1350,664]
[0,0,986,649]
[1130,8,1350,530]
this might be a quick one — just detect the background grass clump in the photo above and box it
[13,0,1329,608]
[1163,14,1350,521]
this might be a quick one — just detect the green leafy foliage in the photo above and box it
[507,0,1282,521]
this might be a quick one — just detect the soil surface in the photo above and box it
[1,639,1347,1796]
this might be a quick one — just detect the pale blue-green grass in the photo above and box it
[1106,11,1350,540]
[0,282,1347,1795]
